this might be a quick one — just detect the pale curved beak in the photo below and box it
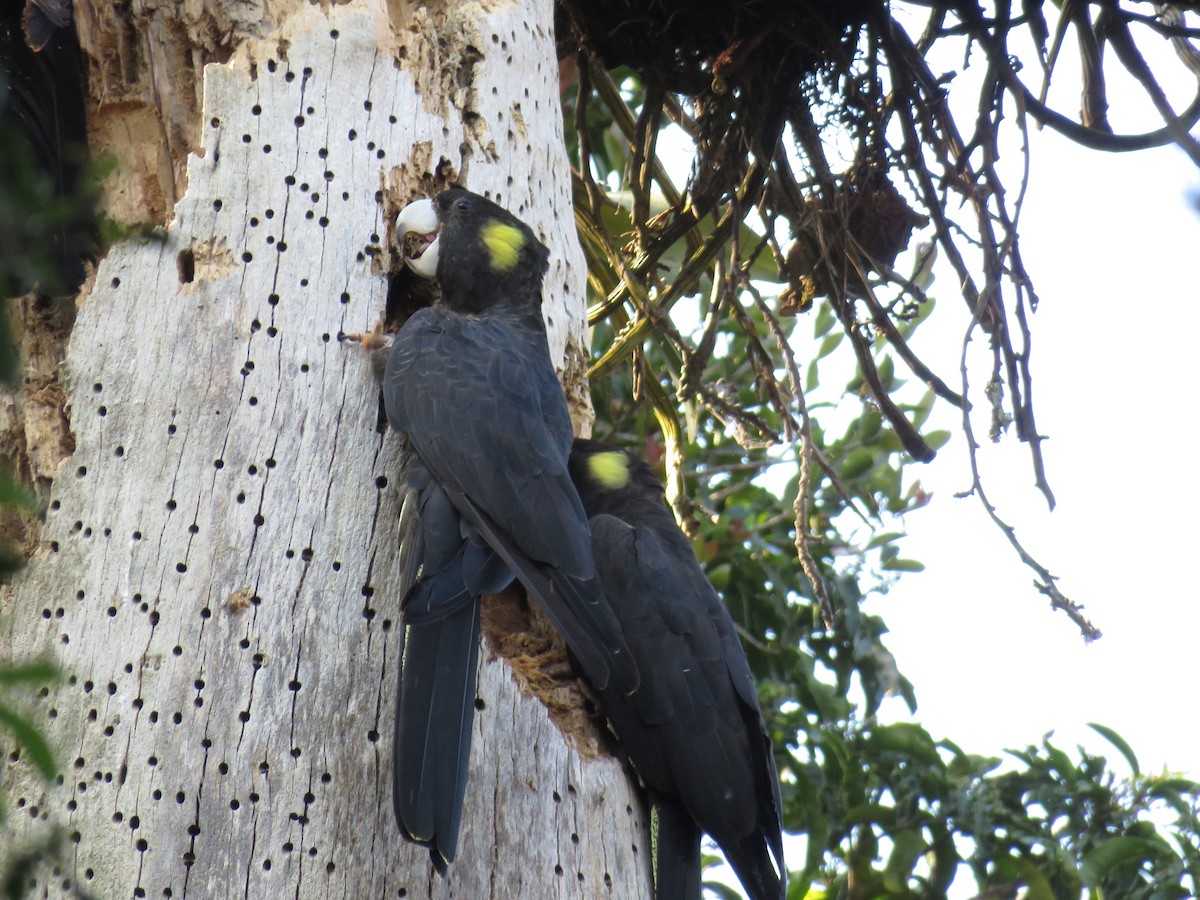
[396,198,440,278]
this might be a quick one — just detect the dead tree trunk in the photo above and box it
[1,2,650,897]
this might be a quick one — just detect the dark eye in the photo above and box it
[454,197,470,212]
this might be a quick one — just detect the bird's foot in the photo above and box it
[343,319,394,350]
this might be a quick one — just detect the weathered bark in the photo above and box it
[1,2,650,897]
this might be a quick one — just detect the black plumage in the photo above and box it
[385,189,638,870]
[569,439,786,900]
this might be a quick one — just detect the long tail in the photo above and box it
[721,828,785,900]
[649,793,702,900]
[720,713,787,900]
[392,583,481,872]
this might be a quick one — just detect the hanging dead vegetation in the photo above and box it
[556,0,1200,639]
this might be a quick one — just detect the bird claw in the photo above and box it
[343,320,394,350]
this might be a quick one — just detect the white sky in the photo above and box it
[869,16,1200,783]
[876,128,1200,780]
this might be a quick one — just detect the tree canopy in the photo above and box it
[560,0,1200,635]
[3,1,1200,897]
[554,1,1200,895]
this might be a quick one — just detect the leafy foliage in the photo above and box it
[562,1,1200,640]
[786,723,1200,898]
[562,1,1200,895]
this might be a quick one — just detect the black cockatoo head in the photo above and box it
[568,439,673,524]
[395,188,549,314]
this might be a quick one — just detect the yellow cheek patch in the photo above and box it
[481,220,526,272]
[588,451,630,490]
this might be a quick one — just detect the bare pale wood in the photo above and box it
[1,3,649,897]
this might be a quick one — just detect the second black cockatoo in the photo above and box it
[569,439,787,900]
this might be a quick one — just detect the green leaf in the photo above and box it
[1015,857,1057,900]
[816,331,843,360]
[699,881,743,900]
[865,531,904,550]
[601,127,627,180]
[1045,742,1076,778]
[1087,722,1140,775]
[882,558,925,572]
[840,448,874,480]
[877,355,895,389]
[884,828,929,892]
[946,752,1002,780]
[813,301,835,338]
[788,876,825,899]
[842,802,898,827]
[910,389,935,429]
[867,723,941,765]
[707,562,731,591]
[816,729,854,781]
[923,429,952,451]
[1151,777,1200,794]
[857,409,883,441]
[0,472,37,510]
[1081,837,1172,887]
[877,430,903,454]
[0,660,59,687]
[0,701,57,780]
